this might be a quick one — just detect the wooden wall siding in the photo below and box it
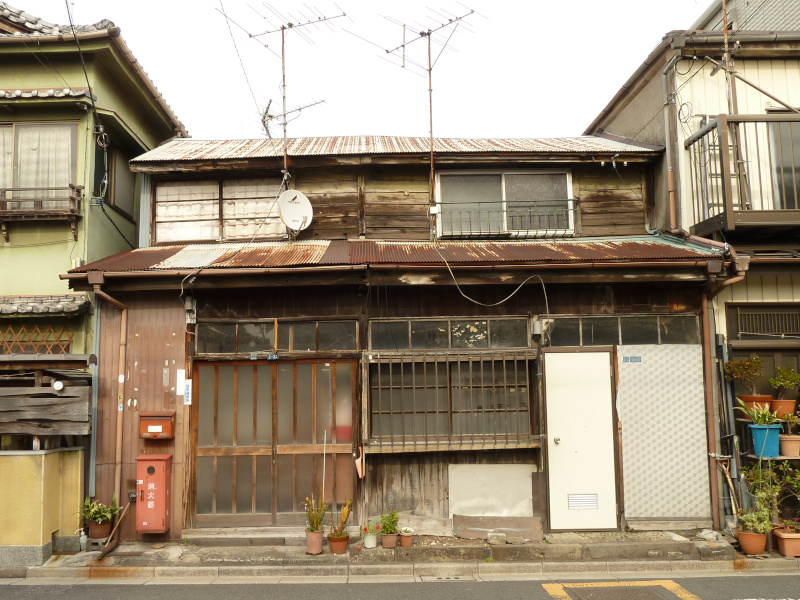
[363,449,539,520]
[575,165,647,237]
[96,291,186,541]
[364,167,431,240]
[0,386,89,435]
[198,286,362,320]
[294,168,359,240]
[713,273,800,340]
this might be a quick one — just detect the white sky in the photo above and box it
[25,0,710,140]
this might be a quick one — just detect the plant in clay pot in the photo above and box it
[362,520,380,549]
[725,356,770,417]
[780,413,800,457]
[326,493,352,555]
[380,509,399,548]
[769,367,800,418]
[399,526,415,548]
[81,495,121,539]
[303,492,328,555]
[735,482,775,556]
[737,399,781,458]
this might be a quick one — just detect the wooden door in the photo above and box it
[193,360,355,527]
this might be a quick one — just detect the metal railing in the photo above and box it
[0,184,82,215]
[437,199,576,238]
[684,114,800,231]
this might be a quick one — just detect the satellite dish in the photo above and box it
[277,189,313,232]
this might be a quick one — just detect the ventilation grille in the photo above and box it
[737,310,800,336]
[568,494,599,510]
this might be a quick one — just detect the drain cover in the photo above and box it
[572,586,667,600]
[419,575,475,582]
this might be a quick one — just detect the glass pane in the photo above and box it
[318,321,357,351]
[236,456,253,514]
[316,363,334,444]
[256,455,271,513]
[217,366,234,446]
[216,456,234,514]
[660,315,700,344]
[770,122,800,210]
[198,366,215,447]
[239,323,275,352]
[334,364,353,444]
[278,321,316,351]
[296,455,313,513]
[371,321,409,350]
[505,173,568,201]
[411,321,448,349]
[256,365,273,446]
[277,364,294,445]
[439,174,502,236]
[582,317,619,346]
[490,319,528,348]
[549,318,580,346]
[296,364,313,444]
[620,317,659,345]
[196,323,236,353]
[451,320,489,348]
[277,455,294,512]
[196,456,213,514]
[237,366,254,446]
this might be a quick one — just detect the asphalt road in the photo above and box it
[1,575,799,600]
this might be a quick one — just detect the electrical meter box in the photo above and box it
[135,454,172,533]
[139,411,176,439]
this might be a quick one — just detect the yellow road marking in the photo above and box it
[542,579,703,600]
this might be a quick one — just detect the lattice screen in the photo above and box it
[1,324,73,354]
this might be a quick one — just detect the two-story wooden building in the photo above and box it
[63,135,737,541]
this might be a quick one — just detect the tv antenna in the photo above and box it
[346,7,478,202]
[217,4,347,176]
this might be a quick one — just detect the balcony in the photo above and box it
[436,199,577,238]
[0,184,82,241]
[684,114,800,236]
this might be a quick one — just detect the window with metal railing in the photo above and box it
[435,170,575,238]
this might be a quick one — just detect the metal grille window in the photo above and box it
[368,352,536,451]
[726,304,800,341]
[196,320,357,354]
[547,315,700,346]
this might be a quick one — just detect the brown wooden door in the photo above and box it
[193,360,355,527]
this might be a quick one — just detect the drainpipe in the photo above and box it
[88,273,128,505]
[701,295,721,530]
[662,51,681,232]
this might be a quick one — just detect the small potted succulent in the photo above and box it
[770,367,800,418]
[81,495,121,539]
[380,509,399,548]
[362,520,380,548]
[303,492,328,555]
[399,526,415,547]
[725,356,770,417]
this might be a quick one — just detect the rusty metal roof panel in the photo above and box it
[319,240,351,265]
[69,246,182,273]
[152,241,330,269]
[132,135,660,163]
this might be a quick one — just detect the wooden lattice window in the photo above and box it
[1,323,73,354]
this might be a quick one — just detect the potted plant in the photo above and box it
[362,520,380,549]
[769,367,800,418]
[380,509,399,548]
[303,492,328,555]
[780,413,800,457]
[81,495,121,539]
[326,494,352,554]
[773,517,800,557]
[725,356,770,417]
[399,526,415,547]
[737,399,781,458]
[736,494,773,555]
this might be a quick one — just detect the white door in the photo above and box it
[545,351,617,530]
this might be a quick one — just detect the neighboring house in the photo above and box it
[690,0,800,31]
[0,3,185,566]
[584,8,800,526]
[63,134,738,543]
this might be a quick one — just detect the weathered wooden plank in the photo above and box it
[0,421,90,435]
[581,203,646,214]
[365,217,430,229]
[0,387,90,423]
[364,228,431,239]
[580,189,644,202]
[364,191,430,205]
[365,180,429,193]
[296,180,358,193]
[365,203,430,216]
[304,192,358,203]
[294,169,359,183]
[582,213,645,226]
[367,169,428,182]
[582,224,647,236]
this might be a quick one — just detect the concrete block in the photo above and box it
[154,566,219,578]
[696,541,735,560]
[217,566,285,577]
[607,560,672,572]
[90,566,154,579]
[282,565,348,577]
[394,545,490,562]
[734,557,800,571]
[492,543,582,561]
[585,541,695,561]
[453,515,543,542]
[0,568,27,579]
[671,559,734,572]
[349,564,414,576]
[26,566,91,578]
[478,561,543,575]
[0,543,50,567]
[52,536,80,553]
[487,532,507,545]
[414,562,478,577]
[542,561,609,573]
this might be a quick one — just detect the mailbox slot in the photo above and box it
[139,411,176,439]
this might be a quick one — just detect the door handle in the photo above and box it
[553,437,561,445]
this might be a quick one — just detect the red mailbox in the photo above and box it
[136,454,172,533]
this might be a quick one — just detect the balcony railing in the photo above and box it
[684,114,800,235]
[0,184,82,241]
[436,199,577,238]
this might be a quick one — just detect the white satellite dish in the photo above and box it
[277,189,313,232]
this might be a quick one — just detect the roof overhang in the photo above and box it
[0,353,96,371]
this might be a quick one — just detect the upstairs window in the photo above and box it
[436,170,575,238]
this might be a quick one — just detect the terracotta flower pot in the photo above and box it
[306,530,324,555]
[774,528,800,557]
[771,399,796,419]
[327,534,349,554]
[399,532,414,547]
[87,520,111,539]
[736,530,767,555]
[739,395,772,422]
[381,533,398,548]
[779,434,800,457]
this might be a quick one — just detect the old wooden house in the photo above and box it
[63,135,737,542]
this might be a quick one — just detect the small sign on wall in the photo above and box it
[184,380,192,406]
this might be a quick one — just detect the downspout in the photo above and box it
[701,295,721,531]
[662,51,681,232]
[90,276,128,505]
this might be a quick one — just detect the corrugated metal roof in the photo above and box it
[132,135,660,164]
[69,236,720,275]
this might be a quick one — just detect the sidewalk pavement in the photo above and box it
[2,530,800,583]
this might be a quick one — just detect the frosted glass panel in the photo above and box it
[296,364,313,444]
[296,455,313,511]
[316,363,333,444]
[198,366,215,447]
[196,457,213,514]
[216,456,233,514]
[217,366,234,446]
[277,456,294,512]
[256,365,273,446]
[277,364,294,445]
[237,366,254,446]
[334,364,352,444]
[236,456,253,514]
[256,455,271,513]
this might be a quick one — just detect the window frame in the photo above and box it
[434,169,575,238]
[368,316,531,352]
[1,121,79,192]
[545,314,701,346]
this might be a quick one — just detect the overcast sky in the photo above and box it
[25,0,709,140]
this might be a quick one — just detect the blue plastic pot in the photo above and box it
[749,424,782,458]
